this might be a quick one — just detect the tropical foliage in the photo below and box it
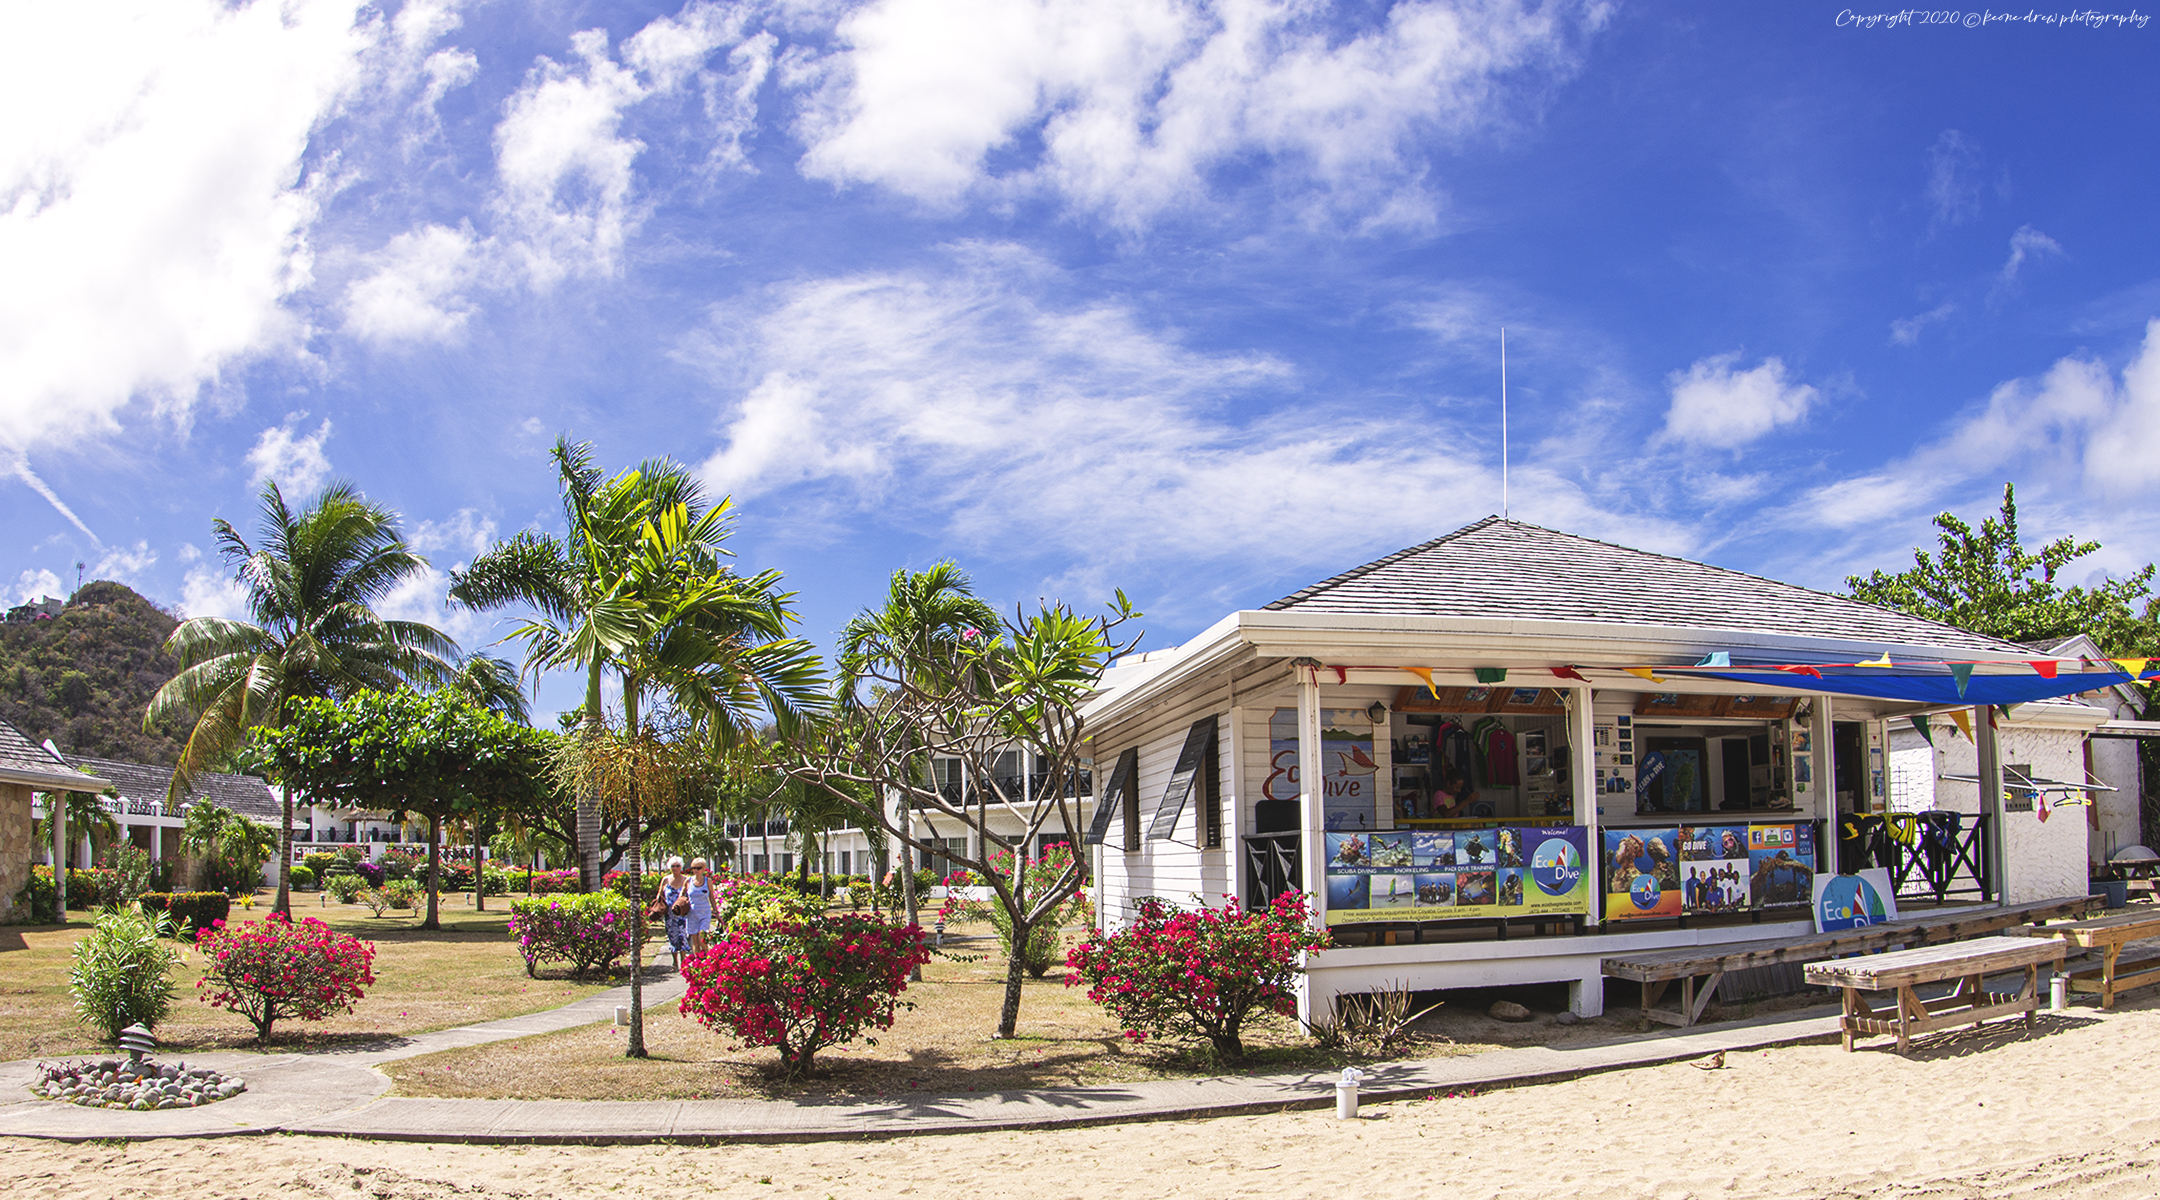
[679,912,931,1077]
[147,482,461,915]
[1066,892,1331,1062]
[195,913,378,1041]
[180,801,278,896]
[69,905,184,1040]
[506,891,636,979]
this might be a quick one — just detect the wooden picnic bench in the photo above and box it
[2019,908,2160,1009]
[1600,895,2096,1028]
[1805,936,2063,1053]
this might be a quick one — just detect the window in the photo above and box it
[839,850,852,876]
[1203,728,1223,849]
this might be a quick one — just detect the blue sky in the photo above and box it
[4,1,2156,720]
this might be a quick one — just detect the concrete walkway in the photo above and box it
[0,970,1846,1144]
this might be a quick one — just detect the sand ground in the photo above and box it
[6,991,2160,1199]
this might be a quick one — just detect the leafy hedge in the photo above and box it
[507,892,637,979]
[138,892,233,936]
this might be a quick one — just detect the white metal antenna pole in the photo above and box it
[1501,327,1509,519]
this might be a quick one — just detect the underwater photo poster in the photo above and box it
[1603,827,1682,920]
[1323,825,1590,924]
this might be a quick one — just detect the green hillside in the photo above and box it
[0,580,189,765]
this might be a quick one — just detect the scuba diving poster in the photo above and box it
[1604,828,1682,920]
[1323,827,1589,925]
[1268,708,1378,832]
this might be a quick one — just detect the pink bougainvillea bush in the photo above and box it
[505,892,635,979]
[1065,892,1331,1062]
[195,914,378,1041]
[679,913,931,1077]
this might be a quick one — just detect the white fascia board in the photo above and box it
[1,766,114,791]
[1079,612,1252,727]
[1237,609,2035,666]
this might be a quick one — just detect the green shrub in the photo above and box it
[383,879,421,911]
[325,873,365,904]
[69,906,183,1041]
[507,892,636,979]
[288,864,317,891]
[303,852,338,877]
[355,887,394,917]
[715,879,825,933]
[99,844,153,905]
[137,892,232,937]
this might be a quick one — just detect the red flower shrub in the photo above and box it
[195,913,378,1041]
[1065,892,1331,1061]
[678,914,931,1077]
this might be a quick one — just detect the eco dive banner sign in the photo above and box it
[1323,826,1590,925]
[1268,708,1379,832]
[1813,868,1899,933]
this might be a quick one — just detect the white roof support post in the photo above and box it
[1295,666,1329,1030]
[1977,704,2007,903]
[1570,685,1600,928]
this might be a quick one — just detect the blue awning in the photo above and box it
[1673,666,2152,707]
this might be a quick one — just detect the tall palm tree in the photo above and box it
[147,482,458,916]
[836,562,1000,966]
[453,440,827,1056]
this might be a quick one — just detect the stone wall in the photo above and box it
[0,782,32,923]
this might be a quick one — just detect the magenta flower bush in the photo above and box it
[195,914,378,1041]
[506,892,635,979]
[1065,892,1330,1061]
[679,913,931,1077]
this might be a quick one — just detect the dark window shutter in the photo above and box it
[1148,716,1218,842]
[1083,749,1136,846]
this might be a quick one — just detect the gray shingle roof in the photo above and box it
[0,720,105,789]
[62,753,283,825]
[1264,517,2026,655]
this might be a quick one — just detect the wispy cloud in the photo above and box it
[1890,302,1955,346]
[1924,129,1983,233]
[1997,224,2063,289]
[792,0,1608,231]
[246,417,335,497]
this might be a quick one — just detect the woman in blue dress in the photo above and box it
[657,857,693,969]
[686,857,717,956]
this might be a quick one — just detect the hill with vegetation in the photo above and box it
[0,580,189,765]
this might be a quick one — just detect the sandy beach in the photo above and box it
[7,991,2159,1200]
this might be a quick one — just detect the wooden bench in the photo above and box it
[2020,908,2160,1009]
[1600,895,2097,1028]
[1805,936,2063,1053]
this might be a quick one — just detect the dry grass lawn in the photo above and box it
[382,922,1656,1101]
[0,890,616,1062]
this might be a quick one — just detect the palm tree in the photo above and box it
[36,789,120,869]
[454,439,827,1057]
[147,482,459,916]
[836,562,1000,964]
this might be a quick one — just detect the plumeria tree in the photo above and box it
[783,564,1141,1039]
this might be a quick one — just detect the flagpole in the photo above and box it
[1501,327,1509,519]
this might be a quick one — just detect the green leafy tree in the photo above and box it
[36,786,120,869]
[787,564,1141,1039]
[180,801,279,895]
[146,482,460,917]
[1847,483,2159,651]
[246,688,556,930]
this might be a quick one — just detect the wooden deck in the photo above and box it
[1600,895,2097,1028]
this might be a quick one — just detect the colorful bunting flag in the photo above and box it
[1778,665,1823,679]
[1474,667,1508,684]
[1694,651,1731,668]
[1911,714,1935,746]
[1950,662,1975,698]
[2115,658,2152,679]
[1550,666,1590,683]
[1856,652,1894,668]
[1404,667,1440,699]
[1949,709,1974,742]
[1624,667,1668,683]
[2028,660,2059,679]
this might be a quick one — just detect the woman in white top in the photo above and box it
[657,857,693,967]
[685,857,717,956]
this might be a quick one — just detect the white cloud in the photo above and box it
[1998,224,2062,287]
[1797,317,2160,531]
[12,568,63,605]
[91,541,157,586]
[246,417,336,496]
[1661,354,1818,448]
[694,244,1676,574]
[0,0,378,453]
[343,223,480,343]
[1889,302,1955,346]
[792,0,1604,230]
[7,454,101,544]
[410,508,498,559]
[1924,129,1981,232]
[178,564,250,621]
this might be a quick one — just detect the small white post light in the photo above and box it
[1335,1067,1366,1119]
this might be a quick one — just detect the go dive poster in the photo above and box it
[1323,826,1588,925]
[1604,828,1682,920]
